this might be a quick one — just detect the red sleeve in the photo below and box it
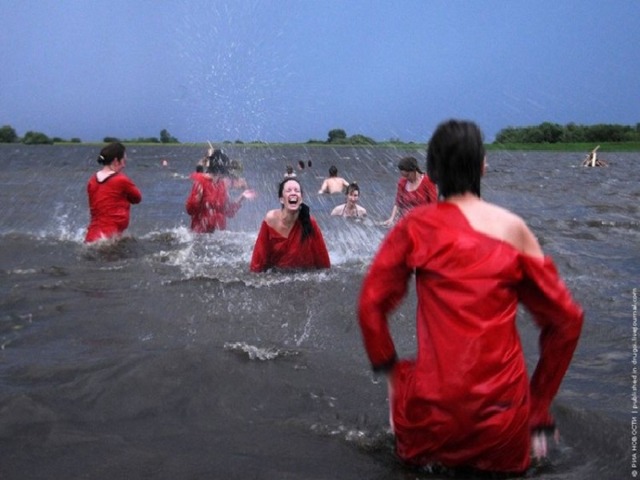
[121,175,142,204]
[358,219,414,370]
[185,181,203,216]
[310,217,331,268]
[517,256,584,431]
[250,221,271,272]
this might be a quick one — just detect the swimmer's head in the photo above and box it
[97,142,126,165]
[426,119,485,198]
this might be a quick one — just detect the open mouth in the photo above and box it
[287,195,299,205]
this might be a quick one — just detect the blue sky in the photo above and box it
[1,0,638,143]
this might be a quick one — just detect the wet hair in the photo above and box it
[397,156,422,174]
[97,142,126,165]
[328,165,338,177]
[278,178,314,241]
[426,119,485,198]
[207,162,228,175]
[346,182,360,195]
[195,165,204,173]
[285,165,294,174]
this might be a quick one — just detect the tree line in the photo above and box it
[2,122,639,146]
[494,122,640,144]
[0,125,180,145]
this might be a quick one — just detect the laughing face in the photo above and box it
[279,179,303,212]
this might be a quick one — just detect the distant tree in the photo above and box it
[160,129,179,144]
[22,131,53,145]
[70,137,82,143]
[0,125,18,143]
[348,134,377,145]
[538,122,563,143]
[327,128,347,143]
[103,136,120,143]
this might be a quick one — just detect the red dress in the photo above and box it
[395,175,437,217]
[250,218,331,272]
[85,172,142,243]
[185,174,241,233]
[358,202,583,473]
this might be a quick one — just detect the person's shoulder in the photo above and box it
[264,209,280,226]
[483,202,543,257]
[330,204,343,216]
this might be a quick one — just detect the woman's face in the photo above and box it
[280,180,303,212]
[399,168,416,181]
[346,189,359,206]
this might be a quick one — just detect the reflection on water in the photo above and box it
[0,145,637,479]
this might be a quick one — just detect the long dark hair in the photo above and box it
[98,142,126,165]
[427,119,484,198]
[278,178,314,241]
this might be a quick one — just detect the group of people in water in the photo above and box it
[83,119,583,476]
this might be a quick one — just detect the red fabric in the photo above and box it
[85,172,142,242]
[395,175,437,217]
[185,174,241,233]
[250,218,331,272]
[358,202,583,473]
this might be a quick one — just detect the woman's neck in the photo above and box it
[444,192,481,204]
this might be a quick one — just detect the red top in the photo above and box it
[358,202,583,473]
[185,174,241,233]
[395,175,437,217]
[250,217,331,272]
[85,172,142,243]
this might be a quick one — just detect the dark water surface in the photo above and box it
[0,145,638,479]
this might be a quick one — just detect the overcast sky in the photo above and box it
[1,0,638,143]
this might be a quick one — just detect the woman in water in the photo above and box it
[85,142,142,243]
[331,182,367,218]
[186,163,254,233]
[383,156,437,226]
[358,119,583,474]
[250,178,330,272]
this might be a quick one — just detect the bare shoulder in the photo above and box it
[264,209,280,227]
[462,201,543,258]
[487,203,543,258]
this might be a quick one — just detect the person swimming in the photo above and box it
[331,182,367,218]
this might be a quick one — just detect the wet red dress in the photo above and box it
[395,175,437,217]
[85,172,142,243]
[250,218,330,272]
[358,202,583,473]
[186,174,241,233]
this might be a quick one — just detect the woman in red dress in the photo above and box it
[186,163,254,233]
[383,156,437,226]
[358,120,583,474]
[85,142,142,243]
[250,178,330,272]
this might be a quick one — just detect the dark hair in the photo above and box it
[207,162,228,175]
[98,142,126,165]
[397,156,422,174]
[328,165,338,177]
[346,182,360,195]
[426,119,485,198]
[298,160,305,170]
[278,178,314,241]
[195,165,204,173]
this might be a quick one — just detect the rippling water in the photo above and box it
[0,144,637,479]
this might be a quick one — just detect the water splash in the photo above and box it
[223,341,299,361]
